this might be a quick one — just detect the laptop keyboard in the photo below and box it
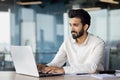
[39,72,63,77]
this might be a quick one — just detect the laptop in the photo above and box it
[10,46,63,77]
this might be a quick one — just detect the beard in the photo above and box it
[71,28,84,39]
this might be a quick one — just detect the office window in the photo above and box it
[36,13,64,64]
[89,9,108,42]
[0,10,11,46]
[0,9,11,70]
[110,9,120,41]
[109,9,120,70]
[12,0,66,64]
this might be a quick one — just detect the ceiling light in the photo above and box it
[100,0,119,4]
[83,7,101,11]
[16,1,42,5]
[1,0,5,1]
[72,7,101,11]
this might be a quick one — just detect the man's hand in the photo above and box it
[37,64,65,74]
[44,66,65,74]
[37,64,47,72]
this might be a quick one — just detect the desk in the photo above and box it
[0,71,119,80]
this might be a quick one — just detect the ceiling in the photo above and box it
[0,0,14,11]
[0,0,120,11]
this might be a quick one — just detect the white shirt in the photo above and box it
[47,33,105,74]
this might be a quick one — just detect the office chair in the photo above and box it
[0,52,5,70]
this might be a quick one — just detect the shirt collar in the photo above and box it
[71,33,90,46]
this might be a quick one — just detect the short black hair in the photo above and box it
[68,9,91,27]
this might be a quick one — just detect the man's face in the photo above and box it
[69,17,84,39]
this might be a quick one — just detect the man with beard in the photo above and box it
[37,9,105,74]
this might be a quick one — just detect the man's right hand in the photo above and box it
[37,64,47,73]
[37,64,65,74]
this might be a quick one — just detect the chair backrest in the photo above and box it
[103,46,111,71]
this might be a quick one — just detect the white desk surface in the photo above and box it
[0,71,119,80]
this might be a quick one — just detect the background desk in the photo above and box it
[0,71,119,80]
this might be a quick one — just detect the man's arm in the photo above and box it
[47,42,67,67]
[38,42,67,74]
[42,41,105,74]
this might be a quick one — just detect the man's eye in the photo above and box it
[69,24,79,27]
[74,24,78,26]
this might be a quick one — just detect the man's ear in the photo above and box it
[84,24,89,31]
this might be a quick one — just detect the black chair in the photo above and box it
[0,52,5,70]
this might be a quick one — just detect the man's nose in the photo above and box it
[70,25,74,31]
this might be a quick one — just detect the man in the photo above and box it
[38,9,105,74]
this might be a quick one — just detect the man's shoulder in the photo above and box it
[63,37,74,44]
[89,33,104,43]
[64,37,74,42]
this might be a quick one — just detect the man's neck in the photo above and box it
[76,32,88,44]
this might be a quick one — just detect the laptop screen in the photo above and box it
[10,46,39,77]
